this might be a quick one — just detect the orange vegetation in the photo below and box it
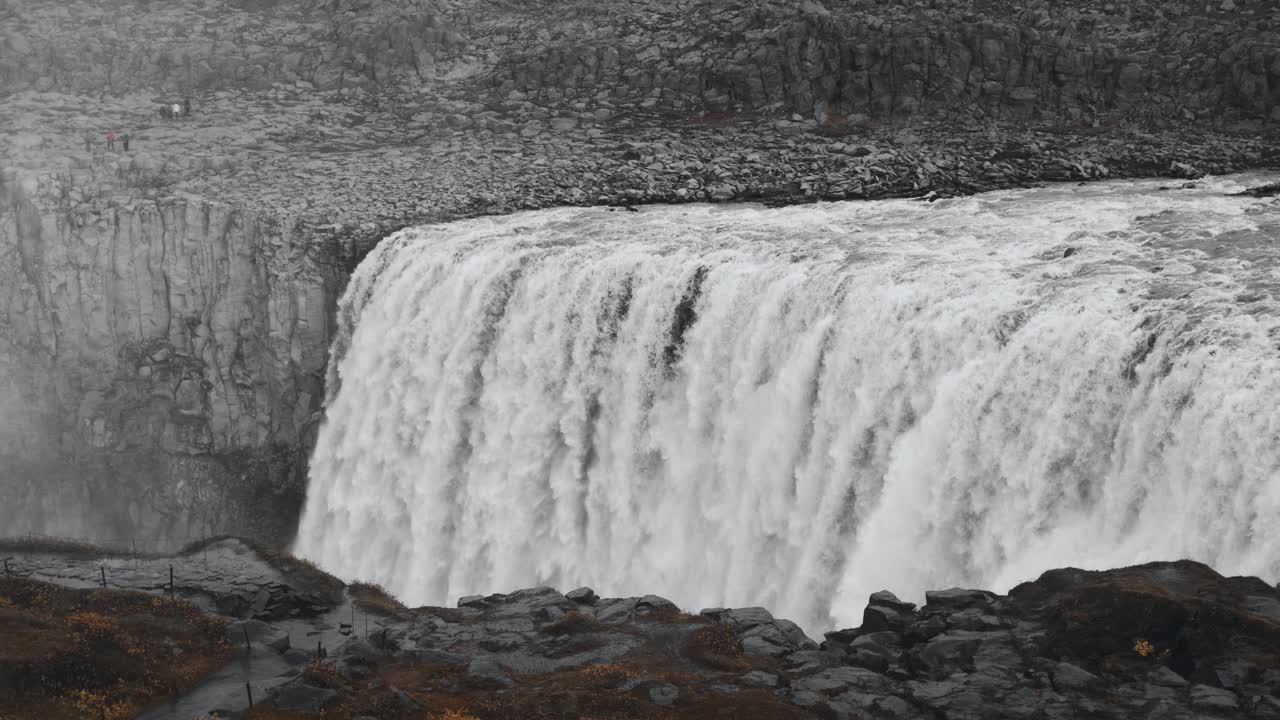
[0,577,232,720]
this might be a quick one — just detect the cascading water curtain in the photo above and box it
[297,175,1280,631]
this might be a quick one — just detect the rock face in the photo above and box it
[4,0,1278,126]
[487,0,1280,128]
[0,172,348,544]
[0,0,1277,547]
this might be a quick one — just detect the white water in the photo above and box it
[296,175,1280,632]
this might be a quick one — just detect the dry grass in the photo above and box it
[686,622,757,672]
[0,536,142,559]
[0,578,232,720]
[542,609,607,635]
[351,580,410,618]
[637,607,708,625]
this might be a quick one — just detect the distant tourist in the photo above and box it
[183,97,191,117]
[106,129,115,151]
[121,133,130,152]
[172,102,182,118]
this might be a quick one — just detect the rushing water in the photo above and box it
[295,174,1280,631]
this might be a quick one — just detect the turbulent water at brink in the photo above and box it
[296,174,1280,632]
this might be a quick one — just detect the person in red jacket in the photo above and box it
[106,129,115,151]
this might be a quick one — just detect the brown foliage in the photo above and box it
[542,609,606,635]
[350,580,410,618]
[0,578,232,720]
[686,622,754,672]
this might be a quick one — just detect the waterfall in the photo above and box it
[295,175,1280,631]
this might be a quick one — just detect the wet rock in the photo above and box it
[467,657,514,689]
[566,586,597,604]
[335,638,384,679]
[737,670,779,687]
[226,619,290,652]
[1231,182,1280,198]
[271,683,336,713]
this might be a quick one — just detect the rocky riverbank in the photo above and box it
[3,540,1280,719]
[1,0,1278,546]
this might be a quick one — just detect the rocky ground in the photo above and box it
[5,86,1278,264]
[3,540,1280,719]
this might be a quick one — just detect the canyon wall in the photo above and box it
[0,0,1276,548]
[490,1,1280,128]
[0,164,348,545]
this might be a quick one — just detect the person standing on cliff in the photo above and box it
[106,129,115,151]
[183,96,191,117]
[121,133,130,152]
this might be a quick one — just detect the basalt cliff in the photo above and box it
[1,0,1278,545]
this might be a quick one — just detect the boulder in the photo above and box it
[567,586,598,604]
[635,594,677,613]
[924,588,996,611]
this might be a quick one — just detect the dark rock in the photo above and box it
[1191,684,1240,711]
[467,657,514,688]
[847,648,891,673]
[1062,247,1078,258]
[1231,182,1280,198]
[868,590,916,614]
[566,586,598,604]
[226,619,290,652]
[635,594,677,612]
[924,588,997,611]
[915,633,981,676]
